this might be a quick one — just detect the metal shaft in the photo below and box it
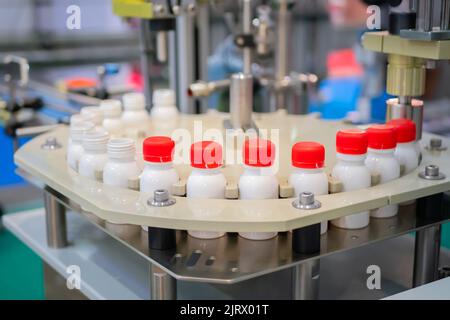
[291,260,320,300]
[44,189,68,248]
[230,73,253,129]
[413,225,441,287]
[416,0,434,32]
[150,265,177,300]
[441,0,450,30]
[176,9,196,113]
[242,0,252,74]
[138,19,153,109]
[274,0,291,110]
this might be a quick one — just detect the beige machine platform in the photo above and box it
[14,112,450,233]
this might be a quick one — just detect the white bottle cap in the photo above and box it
[100,99,122,118]
[82,128,109,152]
[70,121,95,143]
[80,106,103,125]
[152,89,175,107]
[123,92,146,111]
[107,138,135,160]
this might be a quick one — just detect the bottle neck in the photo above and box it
[292,167,324,174]
[367,148,395,157]
[144,161,174,170]
[190,167,222,175]
[336,152,366,165]
[243,165,275,175]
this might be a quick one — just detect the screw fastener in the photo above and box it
[418,165,446,180]
[148,189,176,207]
[292,192,321,210]
[41,136,62,150]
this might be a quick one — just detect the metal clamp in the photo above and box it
[418,165,446,181]
[292,192,321,210]
[148,189,176,207]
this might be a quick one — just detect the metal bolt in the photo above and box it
[148,189,176,207]
[172,5,180,15]
[153,4,164,15]
[419,165,446,180]
[292,192,321,210]
[187,4,195,14]
[430,138,442,149]
[41,136,62,150]
[427,138,447,151]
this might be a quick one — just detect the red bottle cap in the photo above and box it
[243,139,275,167]
[190,141,223,169]
[336,129,368,155]
[367,125,397,150]
[387,118,416,143]
[143,136,175,163]
[292,142,325,169]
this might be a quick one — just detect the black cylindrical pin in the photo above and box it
[148,227,176,250]
[292,223,321,254]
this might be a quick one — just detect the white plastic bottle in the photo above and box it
[67,122,94,171]
[331,129,371,229]
[289,141,329,234]
[103,138,141,188]
[100,99,124,138]
[387,118,419,174]
[187,141,227,239]
[140,136,179,194]
[150,89,179,119]
[121,92,150,137]
[365,124,401,218]
[239,139,278,241]
[80,106,103,128]
[78,128,110,180]
[140,136,179,232]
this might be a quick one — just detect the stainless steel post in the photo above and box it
[441,0,450,30]
[230,73,253,129]
[196,2,210,113]
[150,264,177,300]
[413,225,441,287]
[44,189,68,248]
[274,0,291,111]
[176,7,196,113]
[138,19,153,109]
[242,0,252,75]
[291,260,320,300]
[416,0,434,32]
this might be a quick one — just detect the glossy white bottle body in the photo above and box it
[395,141,419,174]
[331,153,371,229]
[103,118,124,138]
[67,122,94,171]
[121,111,149,135]
[140,162,179,194]
[187,168,227,239]
[289,168,329,234]
[239,166,279,240]
[365,148,400,218]
[103,140,141,188]
[78,151,108,179]
[150,105,179,119]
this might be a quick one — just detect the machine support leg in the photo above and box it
[291,223,321,300]
[150,264,177,300]
[44,188,68,248]
[413,225,442,287]
[413,193,444,287]
[291,260,320,300]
